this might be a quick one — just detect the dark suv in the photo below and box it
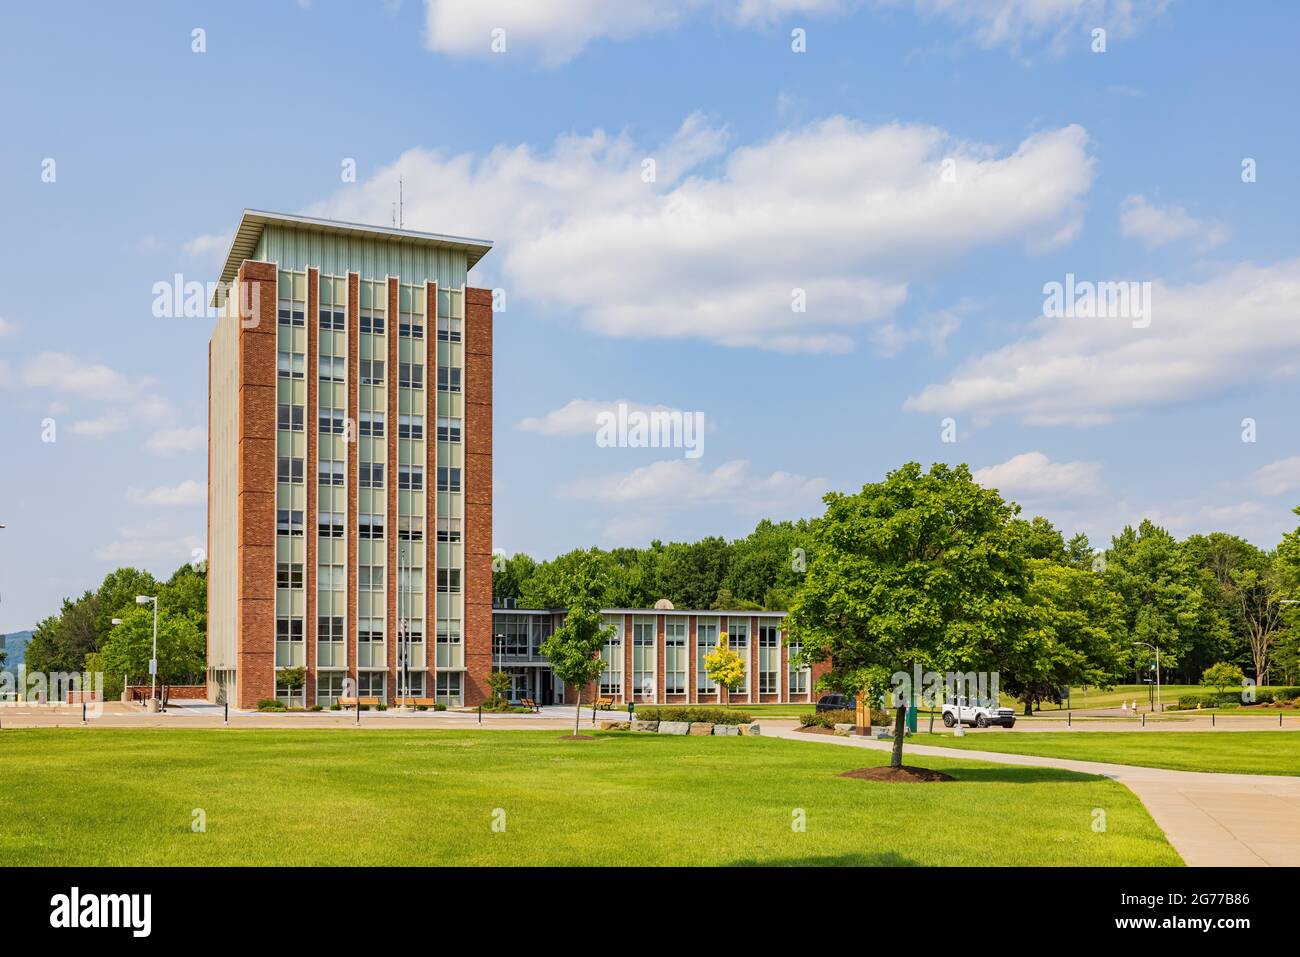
[815,693,855,713]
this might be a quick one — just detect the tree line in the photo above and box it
[23,563,207,698]
[496,466,1300,700]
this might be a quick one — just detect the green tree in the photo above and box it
[995,559,1126,714]
[492,553,537,604]
[657,537,732,610]
[538,555,616,737]
[99,606,204,690]
[788,463,1030,769]
[1200,661,1245,697]
[1104,521,1205,681]
[487,670,512,707]
[25,592,101,675]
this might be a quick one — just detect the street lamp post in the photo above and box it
[1132,641,1160,712]
[136,595,159,704]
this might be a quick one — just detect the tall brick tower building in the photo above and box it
[206,210,494,709]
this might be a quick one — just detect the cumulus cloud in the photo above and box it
[145,426,206,458]
[94,518,203,565]
[1119,194,1227,251]
[125,480,207,508]
[518,399,694,436]
[308,115,1092,354]
[1250,456,1300,497]
[0,352,174,435]
[905,258,1300,425]
[182,231,233,261]
[973,451,1104,500]
[564,458,829,516]
[421,1,1168,63]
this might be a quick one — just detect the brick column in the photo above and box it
[656,614,666,704]
[425,283,438,697]
[235,261,277,709]
[622,613,633,704]
[750,616,760,705]
[346,273,360,696]
[462,287,494,705]
[386,277,399,704]
[305,268,319,707]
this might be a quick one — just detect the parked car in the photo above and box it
[815,693,856,713]
[942,698,1016,728]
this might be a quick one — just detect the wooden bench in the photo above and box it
[338,696,382,710]
[520,697,540,712]
[394,696,437,708]
[593,697,616,711]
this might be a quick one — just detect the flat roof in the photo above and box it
[214,208,494,297]
[493,607,788,617]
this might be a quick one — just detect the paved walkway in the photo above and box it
[763,721,1300,866]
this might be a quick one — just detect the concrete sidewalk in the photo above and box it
[763,721,1300,866]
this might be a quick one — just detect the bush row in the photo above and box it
[636,706,752,725]
[799,707,890,728]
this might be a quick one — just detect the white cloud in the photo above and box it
[905,0,1171,52]
[14,351,136,401]
[69,413,129,437]
[1119,194,1227,251]
[905,258,1300,425]
[518,399,692,436]
[145,426,206,457]
[309,116,1092,354]
[1250,457,1300,497]
[421,1,1166,63]
[0,317,17,338]
[564,458,829,514]
[125,480,207,508]
[973,451,1104,500]
[94,518,203,564]
[182,231,233,261]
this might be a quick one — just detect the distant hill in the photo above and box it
[1,631,33,670]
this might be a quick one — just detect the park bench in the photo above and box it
[394,696,437,708]
[337,696,382,710]
[520,697,540,712]
[593,697,615,711]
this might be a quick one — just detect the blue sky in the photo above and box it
[2,0,1299,632]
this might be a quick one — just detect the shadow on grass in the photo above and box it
[726,852,920,867]
[931,766,1101,784]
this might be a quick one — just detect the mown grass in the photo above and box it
[913,730,1300,776]
[0,728,1179,866]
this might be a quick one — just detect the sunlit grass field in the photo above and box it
[913,730,1300,776]
[0,728,1180,866]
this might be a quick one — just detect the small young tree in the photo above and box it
[487,670,512,708]
[540,555,616,738]
[704,632,745,704]
[1201,661,1245,698]
[277,666,306,704]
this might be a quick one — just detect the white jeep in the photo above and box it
[942,698,1016,729]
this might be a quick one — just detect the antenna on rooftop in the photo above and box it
[399,177,404,229]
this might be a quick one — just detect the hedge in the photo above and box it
[800,707,890,728]
[635,706,752,725]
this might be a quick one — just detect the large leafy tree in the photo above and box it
[788,462,1030,769]
[995,559,1126,714]
[99,605,205,686]
[538,554,616,737]
[1103,521,1205,680]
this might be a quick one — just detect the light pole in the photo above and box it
[137,595,159,704]
[1132,641,1160,712]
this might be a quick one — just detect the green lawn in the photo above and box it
[913,730,1300,776]
[0,728,1179,866]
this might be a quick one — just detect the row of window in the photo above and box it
[304,670,464,708]
[277,616,464,645]
[281,308,462,343]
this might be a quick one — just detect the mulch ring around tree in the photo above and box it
[558,734,596,741]
[839,766,954,783]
